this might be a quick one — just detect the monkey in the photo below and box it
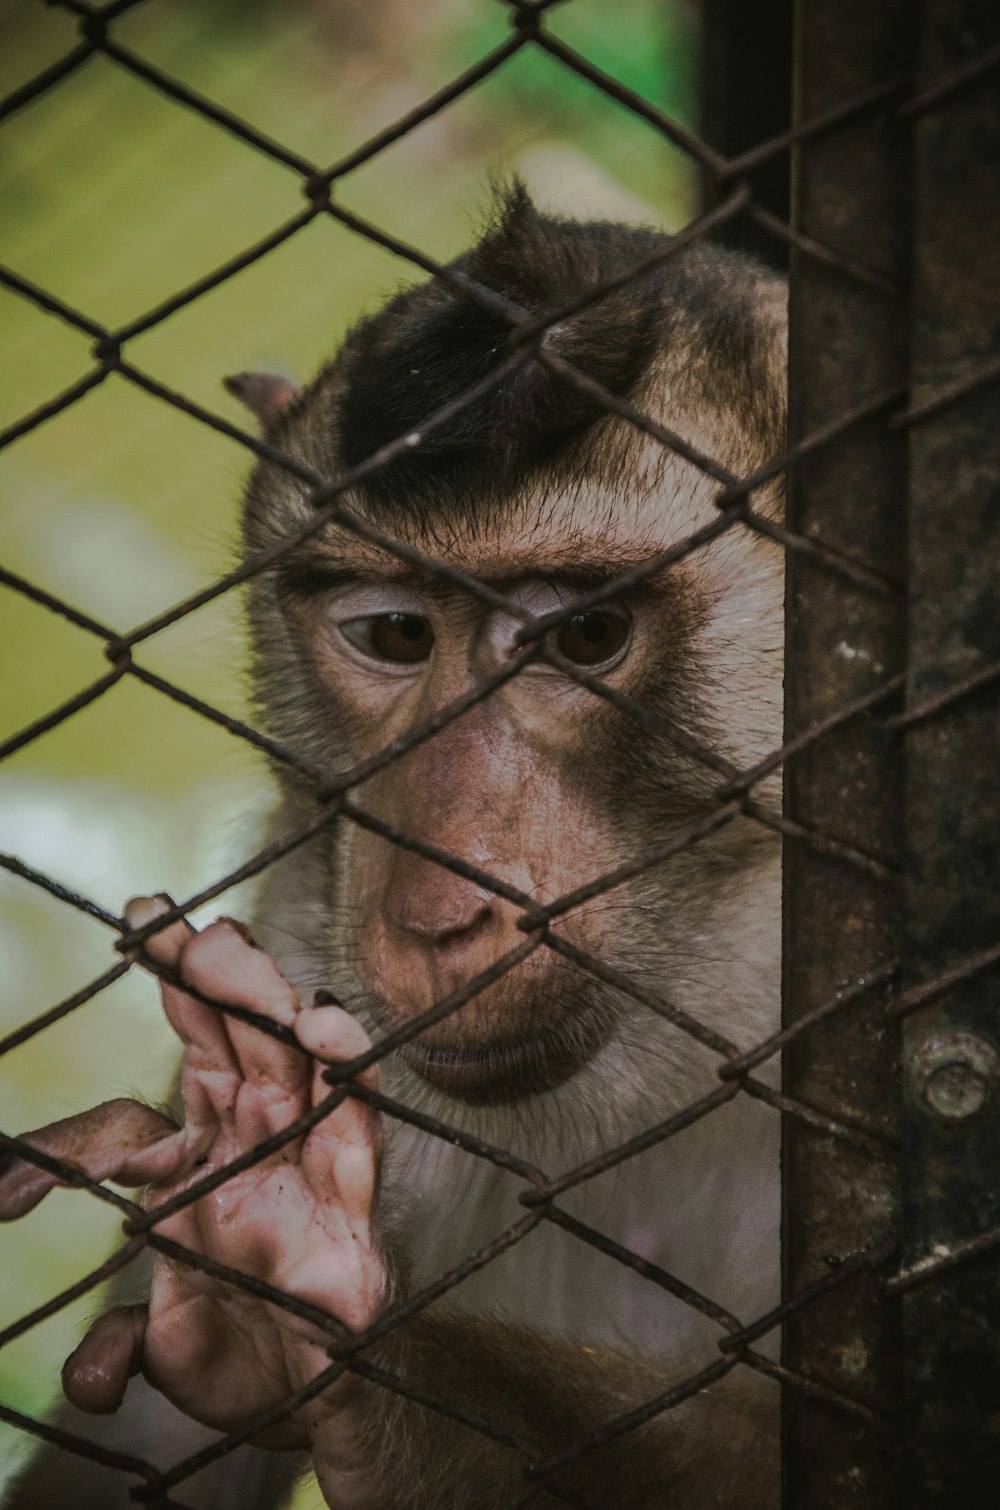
[1,186,787,1509]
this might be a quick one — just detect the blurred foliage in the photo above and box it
[0,0,698,1497]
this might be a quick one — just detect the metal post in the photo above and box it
[782,2,910,1504]
[899,1,1000,1501]
[700,0,793,267]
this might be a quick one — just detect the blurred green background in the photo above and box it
[0,0,698,1498]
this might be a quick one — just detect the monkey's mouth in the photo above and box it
[402,1010,611,1105]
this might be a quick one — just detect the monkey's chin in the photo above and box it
[402,1017,608,1106]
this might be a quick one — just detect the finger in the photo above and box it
[296,1005,381,1224]
[295,1001,374,1079]
[123,893,194,970]
[0,1102,181,1220]
[125,896,236,1074]
[62,1304,147,1414]
[179,921,307,1095]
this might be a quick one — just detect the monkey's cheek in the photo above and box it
[61,1304,147,1415]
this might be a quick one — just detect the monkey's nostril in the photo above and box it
[385,863,499,948]
[401,902,494,950]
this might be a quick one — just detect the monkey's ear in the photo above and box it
[223,371,301,432]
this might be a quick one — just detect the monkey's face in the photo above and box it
[271,475,783,1108]
[237,194,789,1112]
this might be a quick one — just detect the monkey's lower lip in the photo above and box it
[403,1017,608,1105]
[405,1043,519,1099]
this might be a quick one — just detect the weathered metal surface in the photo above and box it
[782,2,910,1504]
[901,0,1000,1501]
[700,0,793,268]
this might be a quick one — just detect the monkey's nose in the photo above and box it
[386,864,498,951]
[405,911,496,959]
[396,894,495,949]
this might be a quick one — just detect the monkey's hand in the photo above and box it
[0,896,388,1497]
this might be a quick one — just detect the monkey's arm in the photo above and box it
[1,904,774,1510]
[0,1292,773,1510]
[345,1309,775,1510]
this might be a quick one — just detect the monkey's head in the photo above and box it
[235,188,786,1126]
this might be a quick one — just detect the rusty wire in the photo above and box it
[1,2,998,1506]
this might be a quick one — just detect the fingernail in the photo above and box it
[313,989,342,1008]
[215,917,258,946]
[153,893,196,933]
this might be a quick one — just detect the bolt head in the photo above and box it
[907,1032,999,1124]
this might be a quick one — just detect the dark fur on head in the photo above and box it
[336,183,668,509]
[243,185,785,553]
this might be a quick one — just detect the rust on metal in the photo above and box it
[782,2,910,1504]
[901,1,1000,1502]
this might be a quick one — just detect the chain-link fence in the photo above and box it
[1,1,999,1506]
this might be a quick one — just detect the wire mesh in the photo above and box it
[0,2,998,1506]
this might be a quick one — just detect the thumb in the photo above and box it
[62,1304,148,1414]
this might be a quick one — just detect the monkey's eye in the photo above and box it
[340,613,435,665]
[553,610,631,668]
